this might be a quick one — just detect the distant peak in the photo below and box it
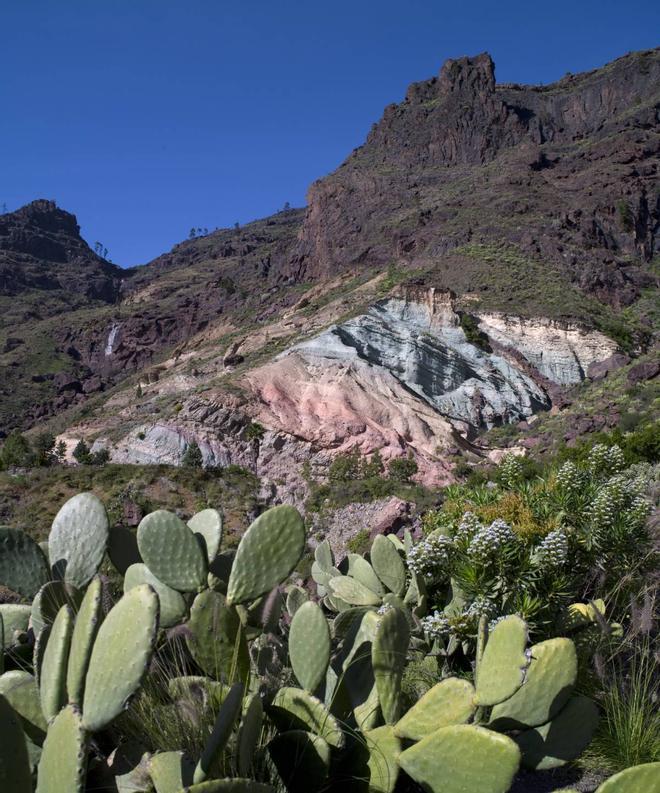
[438,52,495,94]
[4,199,81,239]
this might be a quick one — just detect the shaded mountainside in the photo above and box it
[1,49,658,492]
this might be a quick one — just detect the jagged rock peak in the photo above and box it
[2,199,81,238]
[438,52,495,95]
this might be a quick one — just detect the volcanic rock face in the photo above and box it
[287,49,660,311]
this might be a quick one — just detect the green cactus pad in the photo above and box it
[336,609,381,731]
[328,575,381,606]
[82,584,159,732]
[40,604,74,722]
[347,554,386,595]
[476,615,529,706]
[395,677,476,740]
[149,751,195,793]
[188,509,223,562]
[289,601,330,693]
[0,527,50,599]
[399,724,521,793]
[269,687,344,748]
[49,492,109,589]
[107,527,142,575]
[236,694,263,776]
[0,693,32,792]
[489,638,577,730]
[516,695,600,770]
[33,626,50,686]
[314,540,334,570]
[181,781,275,792]
[137,510,208,592]
[66,577,103,707]
[30,580,82,636]
[187,590,249,684]
[0,670,47,743]
[370,535,406,596]
[311,560,340,590]
[285,585,309,616]
[0,603,31,649]
[595,763,660,793]
[267,730,331,793]
[226,505,305,605]
[125,563,188,628]
[364,725,401,793]
[372,606,410,724]
[35,705,87,793]
[332,606,369,640]
[194,682,244,784]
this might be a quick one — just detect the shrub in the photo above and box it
[388,453,418,482]
[182,440,203,469]
[72,438,92,465]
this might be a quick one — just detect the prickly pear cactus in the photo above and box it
[370,535,406,597]
[49,492,109,589]
[194,682,244,783]
[40,604,74,722]
[124,562,187,628]
[0,527,50,599]
[188,508,223,562]
[267,729,331,793]
[137,510,208,593]
[227,505,305,605]
[82,584,159,731]
[399,724,521,793]
[35,705,88,793]
[372,606,409,724]
[235,694,263,777]
[66,576,103,707]
[395,677,476,740]
[288,601,330,693]
[476,615,530,706]
[595,763,660,793]
[269,687,344,748]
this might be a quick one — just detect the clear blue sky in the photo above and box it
[1,1,658,267]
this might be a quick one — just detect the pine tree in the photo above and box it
[73,439,92,465]
[182,440,203,469]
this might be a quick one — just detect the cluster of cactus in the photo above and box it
[0,492,655,793]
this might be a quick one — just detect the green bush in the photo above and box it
[388,453,419,482]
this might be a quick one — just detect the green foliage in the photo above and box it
[388,452,418,482]
[617,200,634,232]
[0,430,34,468]
[72,439,92,465]
[458,312,492,352]
[245,422,265,442]
[183,440,204,469]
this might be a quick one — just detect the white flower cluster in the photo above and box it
[555,461,585,495]
[467,519,516,563]
[407,532,454,577]
[454,511,483,544]
[420,610,450,639]
[532,529,568,568]
[377,602,394,616]
[499,453,524,489]
[587,443,625,477]
[465,596,496,620]
[589,472,650,531]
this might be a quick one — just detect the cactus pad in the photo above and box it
[35,705,87,793]
[227,505,305,605]
[372,606,410,724]
[489,638,577,730]
[149,751,195,792]
[476,615,529,706]
[364,725,400,793]
[515,695,600,770]
[370,535,406,596]
[285,585,309,616]
[194,682,244,783]
[40,604,74,722]
[399,724,521,793]
[0,670,47,743]
[30,580,82,636]
[137,510,208,592]
[236,694,264,776]
[289,601,330,693]
[267,730,331,793]
[49,492,109,589]
[182,781,275,792]
[82,584,159,731]
[187,590,249,684]
[0,603,31,649]
[0,527,50,599]
[125,563,188,628]
[269,687,344,748]
[66,576,103,707]
[395,677,476,740]
[0,693,32,792]
[188,509,223,562]
[347,554,386,595]
[328,575,382,606]
[595,763,660,793]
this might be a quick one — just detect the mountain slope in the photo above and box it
[1,49,658,498]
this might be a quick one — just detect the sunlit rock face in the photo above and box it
[476,314,619,385]
[293,295,550,430]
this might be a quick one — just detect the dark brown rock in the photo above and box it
[627,360,660,383]
[587,353,631,380]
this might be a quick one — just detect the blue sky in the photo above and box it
[1,1,658,266]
